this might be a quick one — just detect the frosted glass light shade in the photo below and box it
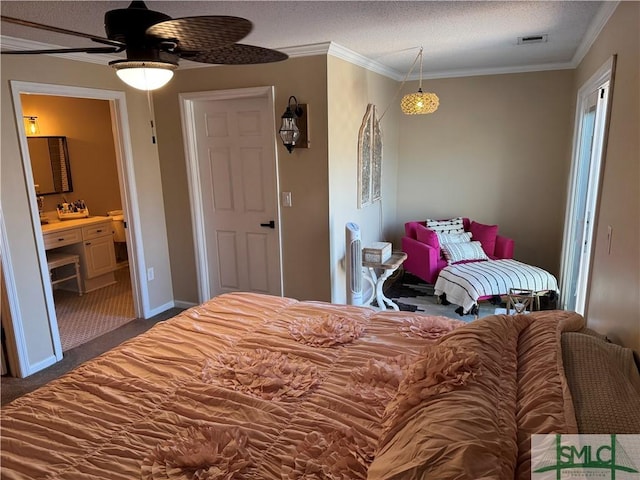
[111,61,177,91]
[400,89,440,115]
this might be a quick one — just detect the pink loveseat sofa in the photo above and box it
[401,218,515,284]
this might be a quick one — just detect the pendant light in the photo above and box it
[400,47,439,115]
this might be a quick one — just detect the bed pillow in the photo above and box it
[436,231,472,246]
[469,221,498,257]
[425,217,464,234]
[441,241,488,265]
[415,224,440,250]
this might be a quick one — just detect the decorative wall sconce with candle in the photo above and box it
[278,96,309,153]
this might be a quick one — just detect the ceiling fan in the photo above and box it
[1,1,288,90]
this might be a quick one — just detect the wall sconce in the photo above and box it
[278,96,309,153]
[23,115,40,136]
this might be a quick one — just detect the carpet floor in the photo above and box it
[1,308,183,405]
[385,271,502,321]
[54,266,136,351]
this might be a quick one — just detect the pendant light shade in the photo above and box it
[110,60,177,91]
[400,47,439,115]
[401,88,440,115]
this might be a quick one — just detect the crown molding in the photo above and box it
[2,13,614,83]
[419,62,575,81]
[325,42,403,80]
[571,0,619,67]
[280,42,331,58]
[280,41,403,80]
[0,36,118,65]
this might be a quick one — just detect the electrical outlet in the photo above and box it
[147,267,155,281]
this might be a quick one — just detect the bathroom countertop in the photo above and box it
[41,216,111,234]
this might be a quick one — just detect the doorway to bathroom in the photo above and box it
[18,88,140,352]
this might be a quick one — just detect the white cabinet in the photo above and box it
[81,222,117,279]
[43,228,82,249]
[42,217,117,293]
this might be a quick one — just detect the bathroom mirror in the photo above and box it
[28,136,73,195]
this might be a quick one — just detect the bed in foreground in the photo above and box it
[2,292,639,479]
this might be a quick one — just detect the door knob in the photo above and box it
[260,220,275,229]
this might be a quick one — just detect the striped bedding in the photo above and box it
[434,259,559,314]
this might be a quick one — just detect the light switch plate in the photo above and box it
[281,191,292,207]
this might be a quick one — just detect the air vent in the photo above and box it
[518,34,548,45]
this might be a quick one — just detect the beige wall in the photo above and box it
[155,54,399,306]
[153,55,331,304]
[327,56,400,303]
[395,70,575,275]
[21,95,121,216]
[575,1,640,350]
[2,1,636,376]
[1,54,174,374]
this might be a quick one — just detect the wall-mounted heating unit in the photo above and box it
[345,222,363,305]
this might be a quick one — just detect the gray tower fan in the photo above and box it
[345,222,363,305]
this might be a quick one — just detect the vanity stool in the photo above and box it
[46,252,82,296]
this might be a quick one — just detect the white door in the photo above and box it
[564,92,597,312]
[191,92,282,298]
[560,57,614,313]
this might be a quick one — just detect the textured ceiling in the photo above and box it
[0,1,614,79]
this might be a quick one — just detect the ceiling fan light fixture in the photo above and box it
[110,60,177,91]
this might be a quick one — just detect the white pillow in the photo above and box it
[442,241,489,265]
[425,217,464,234]
[436,231,472,246]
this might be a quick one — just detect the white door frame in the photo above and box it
[180,86,283,303]
[559,56,615,313]
[4,81,147,373]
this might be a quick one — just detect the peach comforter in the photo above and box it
[1,293,583,479]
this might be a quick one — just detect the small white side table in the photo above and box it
[362,251,407,311]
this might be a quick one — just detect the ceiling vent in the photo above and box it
[517,34,548,45]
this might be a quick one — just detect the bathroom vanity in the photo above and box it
[42,216,117,293]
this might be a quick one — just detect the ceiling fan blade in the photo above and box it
[1,47,123,55]
[146,16,252,52]
[1,15,124,48]
[181,44,288,65]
